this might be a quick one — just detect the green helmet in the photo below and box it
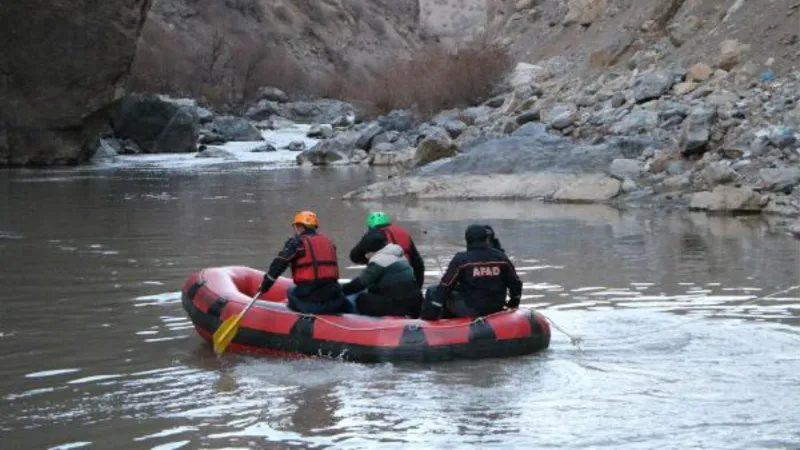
[366,211,391,228]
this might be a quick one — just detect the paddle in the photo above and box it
[213,289,264,355]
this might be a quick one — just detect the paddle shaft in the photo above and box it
[239,289,264,318]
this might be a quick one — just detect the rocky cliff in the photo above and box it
[0,0,153,166]
[134,0,421,91]
[5,0,798,167]
[487,0,799,80]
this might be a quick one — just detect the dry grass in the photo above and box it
[323,40,514,118]
[130,24,312,112]
[130,21,512,119]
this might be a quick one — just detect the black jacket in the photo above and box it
[349,226,426,287]
[432,242,522,315]
[262,230,345,305]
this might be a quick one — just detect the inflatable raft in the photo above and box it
[181,266,551,362]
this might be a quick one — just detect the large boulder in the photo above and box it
[717,39,751,71]
[608,158,643,180]
[415,123,623,176]
[286,141,306,152]
[370,146,416,167]
[158,96,213,124]
[609,109,659,135]
[0,0,153,166]
[687,63,713,83]
[91,139,119,161]
[689,186,767,212]
[759,168,800,192]
[414,128,458,166]
[296,132,359,166]
[546,105,577,130]
[307,124,334,139]
[276,100,357,125]
[433,118,468,139]
[342,173,621,202]
[767,127,797,149]
[563,0,607,26]
[551,176,621,202]
[196,146,236,159]
[377,110,414,132]
[245,100,280,122]
[680,106,717,156]
[355,123,384,150]
[702,162,739,186]
[508,62,543,93]
[633,72,677,103]
[209,116,263,141]
[112,94,198,153]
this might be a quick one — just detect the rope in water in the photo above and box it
[543,284,800,347]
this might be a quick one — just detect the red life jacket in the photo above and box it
[291,233,340,284]
[380,225,412,261]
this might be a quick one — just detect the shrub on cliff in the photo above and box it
[321,41,514,118]
[130,24,311,113]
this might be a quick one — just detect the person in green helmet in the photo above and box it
[349,212,425,288]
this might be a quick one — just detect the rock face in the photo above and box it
[209,116,263,141]
[112,94,198,153]
[717,39,750,71]
[370,147,416,167]
[414,129,458,166]
[633,73,676,104]
[791,220,800,239]
[551,176,621,202]
[196,146,236,159]
[246,99,356,125]
[297,132,361,166]
[0,0,153,166]
[609,158,643,180]
[416,123,622,176]
[343,173,621,202]
[689,186,767,213]
[759,168,800,192]
[563,0,607,26]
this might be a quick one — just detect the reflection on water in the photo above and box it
[1,167,799,449]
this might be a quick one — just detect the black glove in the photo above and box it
[490,237,505,252]
[484,226,505,252]
[260,274,275,293]
[508,296,520,309]
[420,299,443,320]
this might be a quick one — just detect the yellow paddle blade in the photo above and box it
[213,313,244,355]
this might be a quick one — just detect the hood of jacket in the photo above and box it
[368,243,405,267]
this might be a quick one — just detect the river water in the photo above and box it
[1,155,800,449]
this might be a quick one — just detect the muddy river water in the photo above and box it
[1,158,799,449]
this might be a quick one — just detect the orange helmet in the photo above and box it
[292,210,319,228]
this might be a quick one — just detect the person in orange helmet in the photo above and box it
[259,211,350,314]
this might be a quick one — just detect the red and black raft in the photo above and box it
[181,266,551,362]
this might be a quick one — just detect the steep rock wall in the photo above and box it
[0,0,154,166]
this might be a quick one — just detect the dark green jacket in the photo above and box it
[342,244,419,299]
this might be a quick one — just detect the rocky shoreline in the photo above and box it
[297,56,798,238]
[71,52,800,240]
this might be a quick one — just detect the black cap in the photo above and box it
[362,233,388,253]
[465,224,490,244]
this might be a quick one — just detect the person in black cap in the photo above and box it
[421,224,522,319]
[341,233,423,317]
[483,224,505,253]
